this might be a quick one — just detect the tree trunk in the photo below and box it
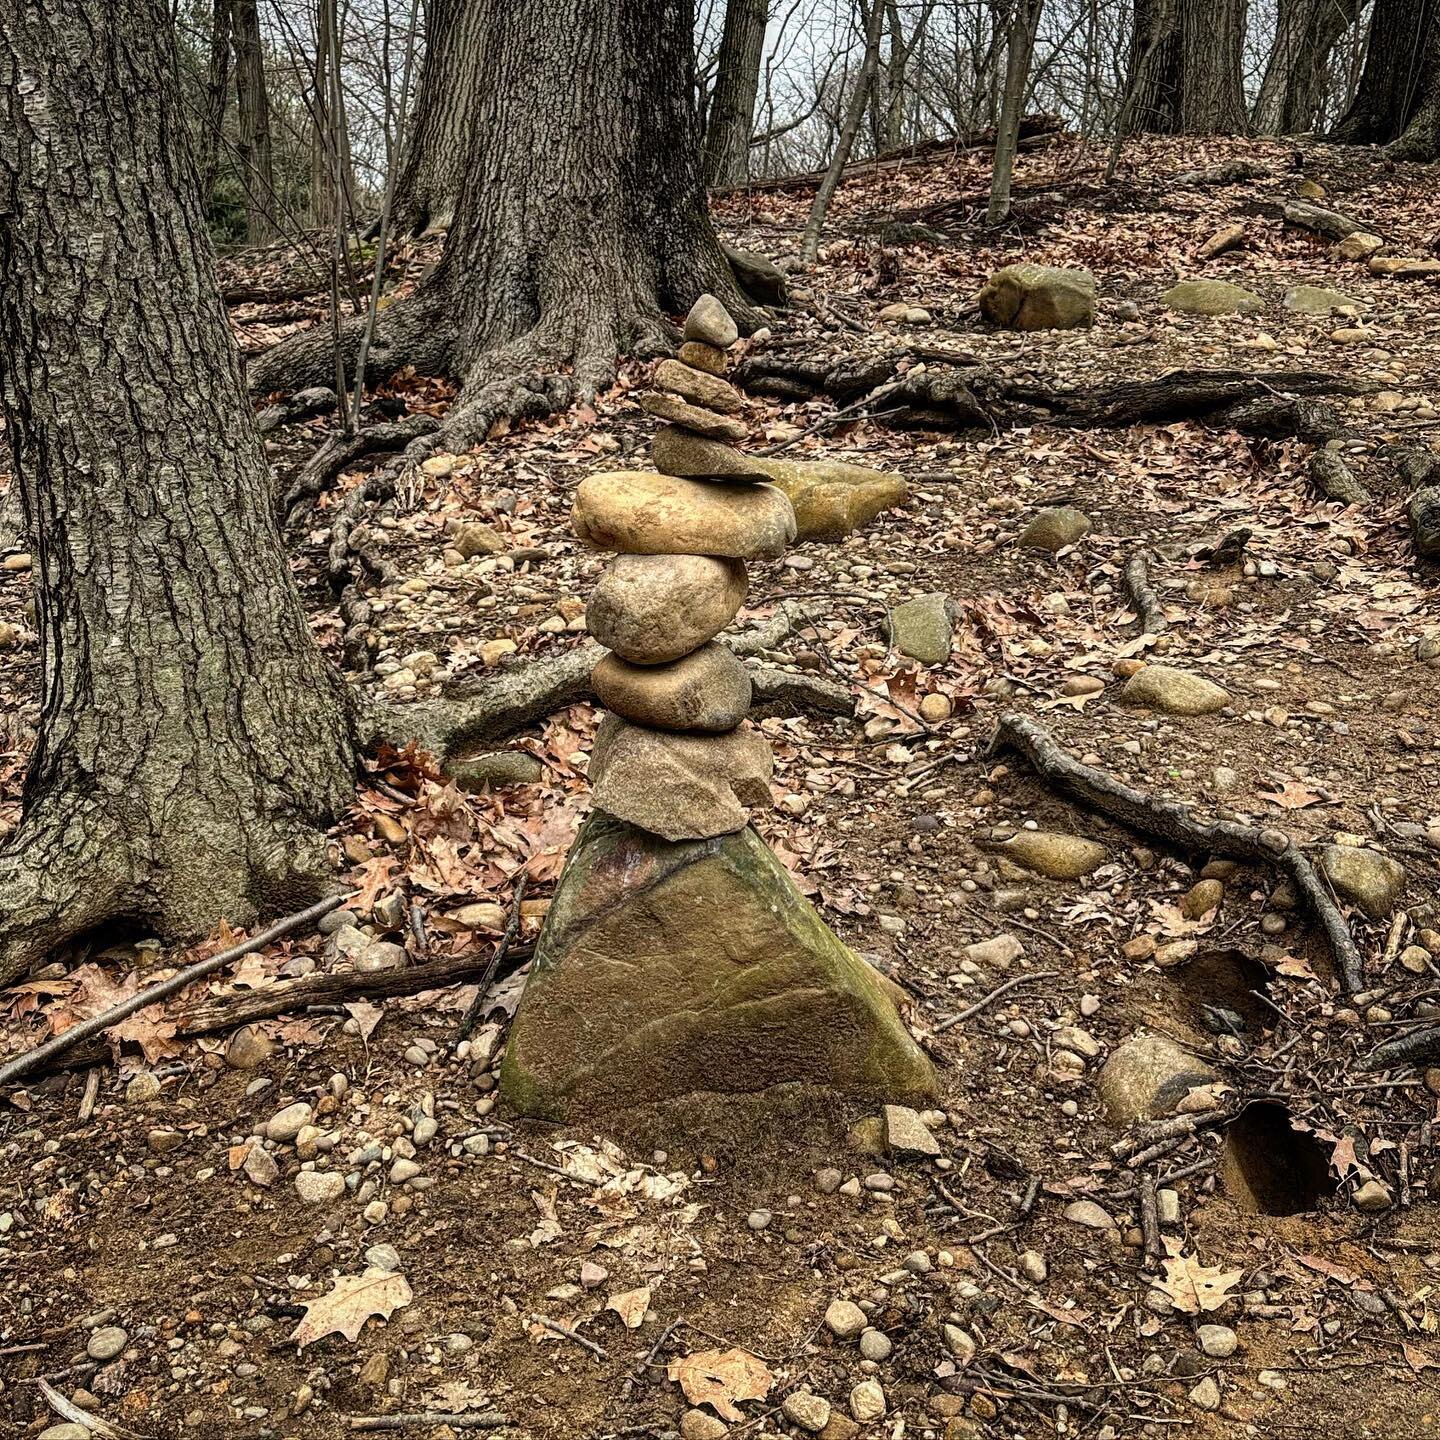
[987,0,1044,224]
[232,0,278,242]
[703,0,768,187]
[1253,0,1361,134]
[198,0,234,201]
[0,0,359,984]
[390,0,482,234]
[250,0,748,455]
[1125,0,1247,135]
[310,0,358,230]
[1333,0,1440,157]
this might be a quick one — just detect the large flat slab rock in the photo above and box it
[500,816,938,1118]
[756,458,908,542]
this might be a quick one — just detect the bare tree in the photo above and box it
[704,0,770,186]
[1332,0,1440,158]
[988,0,1044,223]
[1124,0,1248,135]
[1253,0,1363,134]
[232,0,278,241]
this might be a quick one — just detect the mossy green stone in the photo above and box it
[757,459,909,542]
[500,814,937,1118]
[1162,279,1263,315]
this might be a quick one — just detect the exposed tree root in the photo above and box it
[281,415,439,523]
[1363,1024,1440,1073]
[1309,449,1370,505]
[256,386,338,434]
[733,356,1370,439]
[1122,551,1168,635]
[988,712,1365,993]
[370,603,818,763]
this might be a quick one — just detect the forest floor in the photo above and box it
[2,132,1440,1440]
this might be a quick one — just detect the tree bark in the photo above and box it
[1332,0,1440,157]
[198,0,234,201]
[232,0,278,242]
[250,0,747,455]
[703,0,768,187]
[987,0,1044,224]
[1125,0,1247,135]
[310,0,358,230]
[390,0,482,234]
[1253,0,1362,134]
[0,0,359,985]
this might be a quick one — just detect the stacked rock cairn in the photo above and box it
[574,293,795,841]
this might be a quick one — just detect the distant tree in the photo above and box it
[251,0,749,454]
[0,0,358,983]
[1125,0,1248,135]
[1332,0,1440,158]
[704,0,769,186]
[987,0,1044,224]
[232,0,278,241]
[1253,0,1363,135]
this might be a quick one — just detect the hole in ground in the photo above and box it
[1169,948,1274,1036]
[1222,1101,1337,1216]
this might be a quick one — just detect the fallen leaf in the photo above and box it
[1156,1245,1243,1314]
[667,1347,772,1421]
[290,1269,413,1348]
[1260,779,1324,810]
[344,1000,384,1039]
[606,1285,651,1329]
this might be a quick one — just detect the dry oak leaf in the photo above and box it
[606,1285,651,1329]
[667,1347,773,1421]
[290,1268,413,1349]
[1156,1242,1243,1315]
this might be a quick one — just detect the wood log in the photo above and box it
[1310,449,1370,505]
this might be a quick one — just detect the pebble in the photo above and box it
[266,1102,314,1143]
[680,1409,728,1440]
[224,1025,274,1069]
[40,1427,92,1440]
[849,1379,887,1422]
[882,1104,940,1157]
[125,1072,161,1104]
[1353,1178,1393,1212]
[243,1144,279,1188]
[825,1299,868,1339]
[294,1170,346,1205]
[366,1243,403,1272]
[389,1158,421,1184]
[1189,1376,1221,1411]
[782,1390,832,1432]
[1019,1250,1048,1282]
[1062,1200,1115,1230]
[747,1209,772,1231]
[87,1325,128,1360]
[942,1324,976,1364]
[814,1167,843,1193]
[859,1328,893,1361]
[1197,1323,1237,1358]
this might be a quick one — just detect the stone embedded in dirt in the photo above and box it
[1019,1249,1048,1282]
[224,1025,274,1070]
[592,641,752,732]
[849,1380,887,1423]
[887,592,954,663]
[1189,1376,1221,1411]
[1062,1199,1116,1230]
[1368,255,1440,277]
[638,390,749,440]
[1162,279,1263,315]
[999,830,1107,879]
[965,933,1023,968]
[355,939,408,974]
[679,1408,728,1440]
[1121,663,1229,715]
[1353,1177,1393,1212]
[1337,231,1383,260]
[679,340,727,375]
[1098,1034,1218,1125]
[587,553,749,663]
[40,1425,93,1440]
[266,1101,314,1143]
[859,1328,892,1361]
[683,292,739,349]
[652,424,770,482]
[652,357,744,414]
[448,750,545,791]
[942,1324,976,1364]
[1197,222,1247,260]
[147,1128,183,1154]
[825,1298,868,1339]
[1283,284,1360,315]
[814,1167,843,1193]
[87,1325,128,1360]
[499,814,937,1118]
[977,262,1096,331]
[1018,505,1092,552]
[1182,878,1224,919]
[243,1143,279,1188]
[883,1103,940,1158]
[783,1391,832,1432]
[756,457,907,543]
[125,1072,161,1104]
[1319,843,1405,917]
[452,522,504,559]
[572,471,795,559]
[1197,1323,1238,1358]
[294,1169,346,1205]
[587,716,772,840]
[919,692,953,723]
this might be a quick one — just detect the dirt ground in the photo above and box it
[2,132,1440,1439]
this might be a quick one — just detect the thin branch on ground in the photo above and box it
[1122,550,1168,635]
[455,872,528,1040]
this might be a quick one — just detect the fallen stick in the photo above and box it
[988,713,1364,993]
[0,896,346,1090]
[38,1378,146,1440]
[530,1314,607,1359]
[1139,1172,1163,1260]
[348,1414,509,1433]
[456,873,528,1040]
[936,970,1062,1033]
[1361,1025,1440,1073]
[1122,551,1167,635]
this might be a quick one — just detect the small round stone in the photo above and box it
[859,1327,893,1361]
[1197,1323,1237,1358]
[87,1325,128,1360]
[747,1208,772,1231]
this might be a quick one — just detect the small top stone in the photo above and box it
[266,1101,314,1143]
[684,293,738,349]
[1018,505,1092,552]
[825,1298,868,1339]
[883,1103,940,1158]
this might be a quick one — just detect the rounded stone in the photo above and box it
[572,471,794,559]
[782,1390,832,1432]
[1197,1323,1237,1358]
[593,643,751,732]
[294,1170,346,1205]
[859,1327,893,1361]
[41,1426,93,1440]
[224,1025,274,1070]
[266,1102,314,1143]
[850,1379,887,1423]
[652,424,771,482]
[1121,664,1230,716]
[87,1325,128,1360]
[683,293,739,349]
[653,357,743,414]
[588,554,748,664]
[679,340,727,375]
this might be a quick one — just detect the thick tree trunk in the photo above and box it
[1125,0,1247,135]
[391,0,481,234]
[1253,0,1361,134]
[198,0,234,201]
[703,0,768,187]
[251,0,747,454]
[1333,0,1440,157]
[988,0,1044,224]
[232,0,278,242]
[0,0,358,984]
